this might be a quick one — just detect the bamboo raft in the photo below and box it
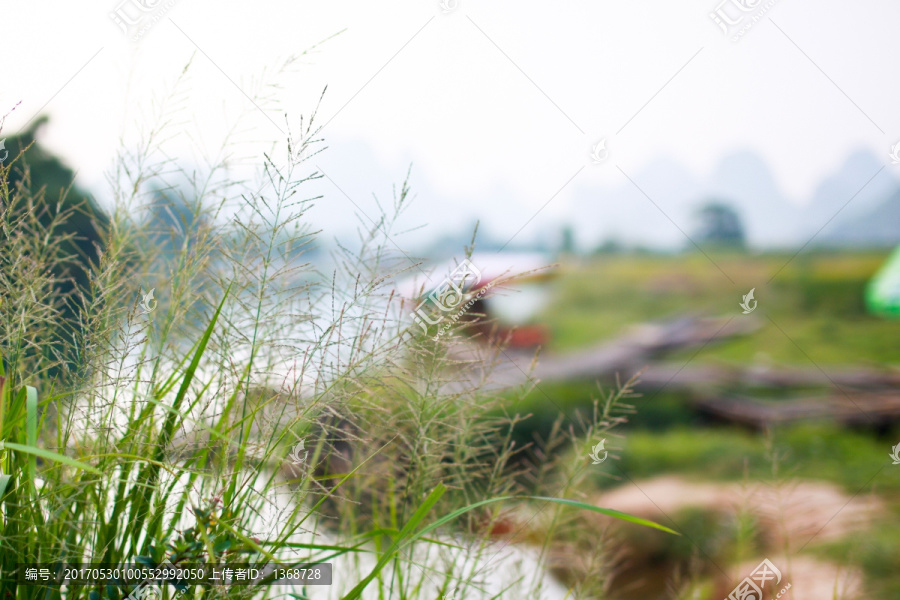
[694,391,900,428]
[447,313,900,427]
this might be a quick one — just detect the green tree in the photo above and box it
[693,201,746,249]
[1,116,110,380]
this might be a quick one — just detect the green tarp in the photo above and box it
[867,246,900,318]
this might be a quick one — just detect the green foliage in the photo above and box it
[619,506,750,563]
[497,380,697,452]
[1,117,110,381]
[0,86,671,600]
[815,517,900,599]
[693,201,746,249]
[607,425,900,493]
[539,252,900,365]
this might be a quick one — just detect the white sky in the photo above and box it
[2,0,899,249]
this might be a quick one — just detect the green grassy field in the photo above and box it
[502,251,900,598]
[537,251,900,366]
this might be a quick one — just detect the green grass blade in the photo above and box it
[167,285,232,431]
[414,494,680,542]
[336,491,676,599]
[25,386,36,481]
[2,442,101,475]
[526,496,679,534]
[340,482,447,600]
[129,286,231,556]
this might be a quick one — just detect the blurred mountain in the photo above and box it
[707,150,797,247]
[568,148,900,251]
[324,136,900,253]
[804,149,896,233]
[818,188,900,248]
[569,156,701,251]
[569,150,793,250]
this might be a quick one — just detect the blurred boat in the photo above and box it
[395,252,557,348]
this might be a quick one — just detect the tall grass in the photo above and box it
[0,68,672,600]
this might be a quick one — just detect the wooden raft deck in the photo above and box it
[694,391,900,428]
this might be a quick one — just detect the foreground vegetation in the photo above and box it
[3,65,897,597]
[0,85,680,600]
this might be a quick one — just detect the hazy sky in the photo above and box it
[2,0,899,249]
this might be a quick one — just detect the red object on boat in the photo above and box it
[502,324,551,348]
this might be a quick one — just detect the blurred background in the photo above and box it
[3,0,900,598]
